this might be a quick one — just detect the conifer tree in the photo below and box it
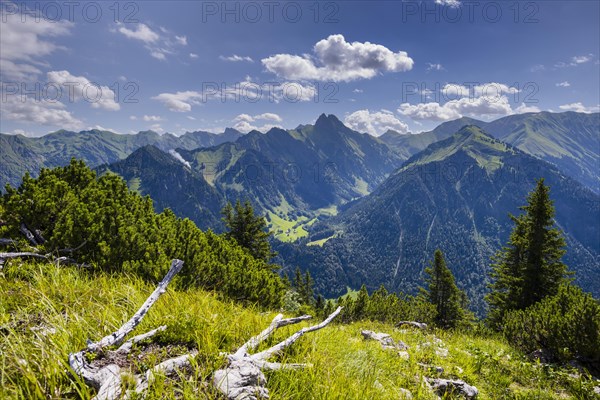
[421,249,466,328]
[221,200,276,264]
[353,284,370,321]
[487,179,568,327]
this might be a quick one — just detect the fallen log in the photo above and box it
[214,307,343,399]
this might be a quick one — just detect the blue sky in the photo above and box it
[1,0,599,137]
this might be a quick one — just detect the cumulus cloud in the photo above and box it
[152,91,202,112]
[220,54,254,62]
[514,103,541,114]
[47,70,120,111]
[232,113,283,133]
[398,102,462,121]
[344,109,409,136]
[0,5,72,80]
[399,82,524,121]
[555,81,571,87]
[189,53,199,59]
[559,102,600,113]
[0,93,83,130]
[262,34,413,82]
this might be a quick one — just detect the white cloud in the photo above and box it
[46,70,120,111]
[399,84,520,121]
[555,54,594,68]
[262,34,413,82]
[149,123,164,133]
[87,125,120,133]
[114,22,187,61]
[426,63,445,71]
[0,6,72,80]
[556,81,571,87]
[398,102,462,121]
[344,109,409,136]
[232,113,283,133]
[435,0,461,7]
[143,115,163,121]
[353,88,363,93]
[559,102,600,113]
[186,116,196,120]
[0,93,83,130]
[441,82,519,99]
[514,103,541,114]
[150,51,167,60]
[220,54,254,62]
[572,55,592,64]
[152,91,202,112]
[217,80,317,103]
[254,113,282,122]
[189,53,199,59]
[129,115,137,120]
[117,23,159,43]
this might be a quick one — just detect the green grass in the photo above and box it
[1,261,598,399]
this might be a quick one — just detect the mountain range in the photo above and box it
[276,125,599,312]
[2,112,598,311]
[0,128,242,191]
[381,112,600,193]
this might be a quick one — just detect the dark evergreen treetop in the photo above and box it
[221,200,277,265]
[487,178,569,327]
[421,249,467,329]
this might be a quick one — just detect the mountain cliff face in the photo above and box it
[277,126,600,313]
[0,128,242,190]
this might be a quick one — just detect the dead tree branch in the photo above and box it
[214,306,342,400]
[68,259,186,400]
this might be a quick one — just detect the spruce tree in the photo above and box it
[353,284,370,321]
[487,179,568,327]
[421,249,466,328]
[221,200,276,264]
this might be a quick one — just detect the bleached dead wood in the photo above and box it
[0,251,90,268]
[69,259,187,400]
[214,307,342,400]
